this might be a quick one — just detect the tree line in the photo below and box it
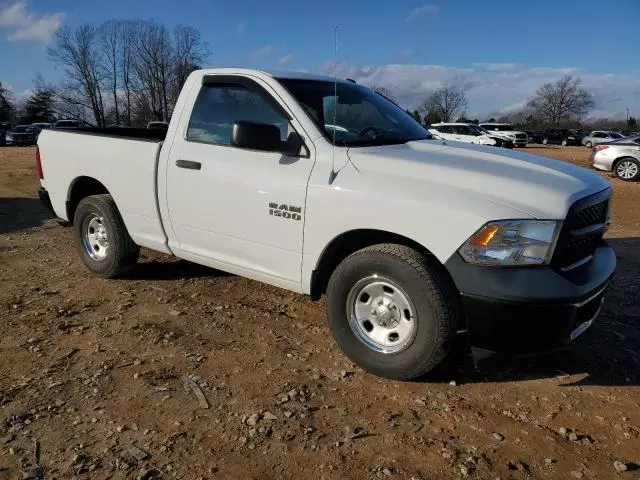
[1,19,208,127]
[382,75,636,131]
[1,26,636,132]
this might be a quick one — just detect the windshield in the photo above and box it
[469,125,490,135]
[278,79,431,146]
[610,133,624,139]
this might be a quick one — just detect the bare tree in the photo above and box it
[47,19,209,127]
[371,84,395,101]
[527,75,594,126]
[422,85,468,122]
[171,26,208,106]
[0,82,16,122]
[98,20,121,124]
[48,25,106,126]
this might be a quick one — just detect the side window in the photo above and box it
[438,126,453,134]
[593,132,605,138]
[455,125,472,135]
[187,84,290,145]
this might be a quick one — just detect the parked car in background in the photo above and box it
[479,123,528,147]
[147,121,169,130]
[582,131,626,148]
[541,129,582,146]
[526,131,544,144]
[589,134,640,181]
[52,119,84,129]
[429,123,514,148]
[0,122,13,146]
[5,125,39,146]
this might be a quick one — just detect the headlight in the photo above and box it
[459,220,559,266]
[6,134,13,140]
[568,136,575,139]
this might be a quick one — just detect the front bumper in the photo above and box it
[445,243,616,355]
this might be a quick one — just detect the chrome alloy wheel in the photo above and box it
[617,160,638,180]
[84,215,109,261]
[346,276,417,354]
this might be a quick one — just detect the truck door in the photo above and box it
[164,75,315,291]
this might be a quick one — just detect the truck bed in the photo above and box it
[38,129,170,254]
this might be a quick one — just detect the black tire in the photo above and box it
[73,194,139,278]
[613,157,640,181]
[326,244,460,380]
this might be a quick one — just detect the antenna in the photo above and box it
[328,25,338,184]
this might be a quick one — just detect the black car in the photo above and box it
[5,125,39,146]
[525,131,544,144]
[0,122,13,146]
[541,129,582,146]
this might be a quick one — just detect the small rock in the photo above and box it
[570,471,583,479]
[21,467,44,480]
[215,306,224,311]
[138,467,160,480]
[284,411,293,418]
[246,413,261,426]
[492,432,504,441]
[558,427,568,435]
[568,432,578,441]
[169,310,182,317]
[116,425,126,433]
[459,464,469,476]
[545,458,555,465]
[449,380,457,386]
[382,467,393,476]
[614,461,628,472]
[129,444,150,461]
[263,412,278,421]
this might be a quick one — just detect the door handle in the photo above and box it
[176,160,201,170]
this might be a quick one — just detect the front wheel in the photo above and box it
[561,139,568,146]
[614,158,640,181]
[542,138,549,145]
[326,244,460,380]
[73,194,139,278]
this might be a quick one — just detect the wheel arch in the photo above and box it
[310,228,455,301]
[66,176,110,223]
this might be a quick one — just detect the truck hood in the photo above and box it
[347,139,610,219]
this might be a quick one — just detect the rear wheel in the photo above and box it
[542,137,549,145]
[561,139,568,146]
[73,194,139,278]
[586,141,593,148]
[326,244,460,380]
[614,158,640,181]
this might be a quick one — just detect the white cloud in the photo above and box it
[471,62,520,72]
[0,1,64,43]
[406,4,439,21]
[316,61,640,118]
[237,19,245,36]
[249,44,273,61]
[278,54,294,66]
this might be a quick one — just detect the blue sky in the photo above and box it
[1,0,639,118]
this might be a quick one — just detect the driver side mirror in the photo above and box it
[231,121,307,157]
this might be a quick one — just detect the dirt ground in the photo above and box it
[1,145,639,480]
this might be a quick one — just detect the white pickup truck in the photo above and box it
[37,68,616,379]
